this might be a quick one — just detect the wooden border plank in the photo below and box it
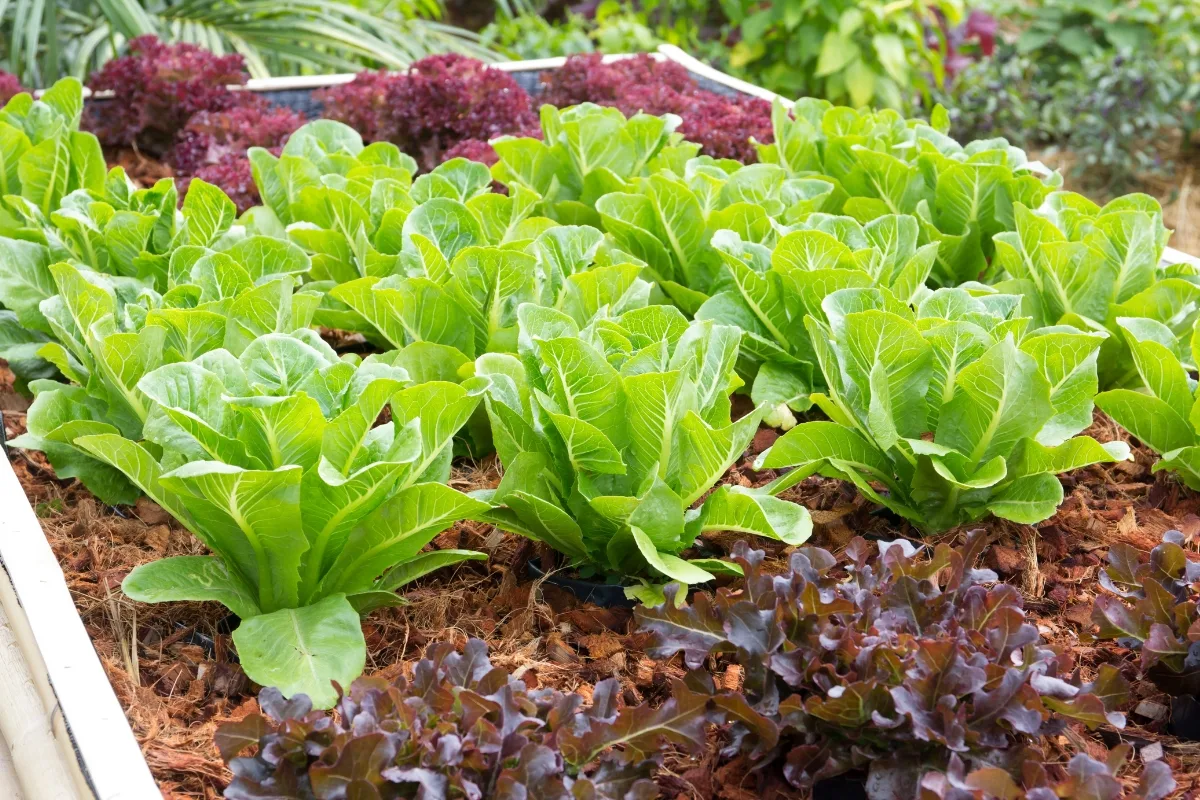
[0,458,159,800]
[656,44,789,104]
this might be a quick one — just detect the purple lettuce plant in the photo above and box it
[217,638,714,799]
[919,746,1174,800]
[1093,531,1200,696]
[636,533,1131,798]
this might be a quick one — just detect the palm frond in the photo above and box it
[0,0,499,86]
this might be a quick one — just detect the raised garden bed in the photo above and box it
[0,49,784,800]
[4,44,1200,800]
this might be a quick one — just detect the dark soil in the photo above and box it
[4,363,1200,799]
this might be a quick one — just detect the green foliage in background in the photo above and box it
[1,0,495,85]
[485,0,963,110]
[722,0,963,109]
[940,1,1199,192]
[1003,0,1175,72]
[482,0,665,60]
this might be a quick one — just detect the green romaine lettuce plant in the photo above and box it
[594,158,845,310]
[757,286,1130,533]
[330,224,654,361]
[0,170,267,377]
[48,330,486,706]
[0,83,253,323]
[697,213,938,427]
[758,99,1063,286]
[250,120,566,337]
[1095,317,1200,489]
[9,235,318,503]
[249,118,418,233]
[992,192,1192,388]
[490,103,696,225]
[0,166,182,347]
[472,302,811,604]
[0,78,105,230]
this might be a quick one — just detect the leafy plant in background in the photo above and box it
[637,535,1135,799]
[538,53,772,163]
[58,331,487,706]
[333,224,655,364]
[480,6,594,61]
[930,9,996,80]
[932,50,1050,148]
[944,50,1196,193]
[0,71,24,104]
[473,303,811,603]
[171,102,303,177]
[756,287,1129,533]
[0,0,494,87]
[586,1,669,54]
[78,36,310,212]
[719,0,965,108]
[1095,318,1200,490]
[316,53,539,172]
[1043,52,1192,191]
[1092,531,1200,698]
[216,638,710,799]
[491,102,695,227]
[171,101,306,213]
[938,2,1199,191]
[697,213,938,425]
[1005,0,1163,72]
[85,36,247,156]
[992,193,1191,389]
[755,99,1062,287]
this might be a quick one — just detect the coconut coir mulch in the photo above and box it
[4,366,1200,799]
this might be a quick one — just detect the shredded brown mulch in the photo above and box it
[5,365,1200,799]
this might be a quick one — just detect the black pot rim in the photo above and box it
[524,561,637,608]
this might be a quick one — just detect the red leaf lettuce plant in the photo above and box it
[1093,530,1200,697]
[171,99,306,213]
[636,534,1131,799]
[0,71,25,105]
[85,35,248,156]
[317,54,539,172]
[217,637,712,799]
[919,746,1174,800]
[539,53,773,163]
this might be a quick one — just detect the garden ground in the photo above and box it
[6,360,1200,798]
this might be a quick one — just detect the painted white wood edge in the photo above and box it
[0,586,74,800]
[1163,246,1200,267]
[0,725,27,800]
[655,44,790,106]
[0,457,159,800]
